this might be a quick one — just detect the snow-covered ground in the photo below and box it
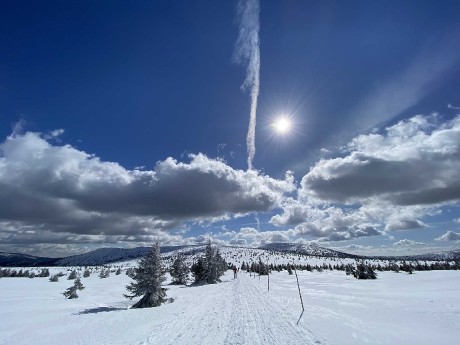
[1,268,459,345]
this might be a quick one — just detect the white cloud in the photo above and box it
[209,226,297,247]
[0,131,295,251]
[435,231,460,242]
[384,219,427,231]
[302,115,460,205]
[270,114,460,242]
[393,239,425,246]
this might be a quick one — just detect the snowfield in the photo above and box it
[1,268,459,345]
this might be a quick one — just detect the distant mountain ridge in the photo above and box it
[1,243,459,267]
[0,252,59,267]
[258,242,361,259]
[370,249,460,262]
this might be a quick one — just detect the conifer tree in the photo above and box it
[170,255,190,285]
[63,278,85,299]
[191,240,227,284]
[68,269,77,280]
[39,268,50,277]
[126,267,135,278]
[124,243,166,308]
[99,268,110,278]
[353,262,377,279]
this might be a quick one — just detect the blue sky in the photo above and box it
[1,0,460,257]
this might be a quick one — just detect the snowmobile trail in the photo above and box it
[136,273,325,345]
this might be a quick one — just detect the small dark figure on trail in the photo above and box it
[232,265,237,279]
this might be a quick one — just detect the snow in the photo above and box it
[1,266,459,345]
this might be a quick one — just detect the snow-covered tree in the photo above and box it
[99,268,110,278]
[49,274,59,282]
[126,267,135,278]
[191,240,227,284]
[63,278,85,299]
[68,269,77,280]
[83,269,91,278]
[38,268,50,277]
[170,255,190,285]
[257,260,269,275]
[353,262,377,279]
[124,243,166,308]
[115,267,122,275]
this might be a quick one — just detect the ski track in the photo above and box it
[135,274,324,345]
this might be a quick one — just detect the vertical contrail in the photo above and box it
[234,0,260,170]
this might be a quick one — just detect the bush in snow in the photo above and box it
[287,265,293,275]
[191,258,205,281]
[49,274,59,282]
[116,267,122,275]
[63,278,85,299]
[257,260,269,275]
[170,254,190,285]
[99,268,110,278]
[124,242,166,308]
[68,270,77,280]
[38,268,50,277]
[83,269,91,278]
[353,263,377,280]
[191,240,227,284]
[126,267,135,278]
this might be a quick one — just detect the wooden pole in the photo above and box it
[267,260,270,292]
[293,262,305,325]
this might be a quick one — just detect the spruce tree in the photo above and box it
[124,242,166,308]
[353,262,377,279]
[170,255,190,285]
[99,268,110,278]
[63,278,85,299]
[192,240,227,284]
[68,269,77,280]
[49,274,59,282]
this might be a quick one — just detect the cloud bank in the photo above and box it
[0,131,294,254]
[271,114,460,242]
[303,114,460,205]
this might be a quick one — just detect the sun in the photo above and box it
[271,117,292,134]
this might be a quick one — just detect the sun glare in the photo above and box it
[272,117,292,134]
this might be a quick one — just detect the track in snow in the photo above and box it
[135,273,325,345]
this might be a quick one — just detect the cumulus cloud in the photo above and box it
[0,131,295,252]
[302,115,460,205]
[435,231,460,242]
[384,219,427,231]
[269,114,459,242]
[271,199,402,241]
[212,226,296,247]
[393,239,425,246]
